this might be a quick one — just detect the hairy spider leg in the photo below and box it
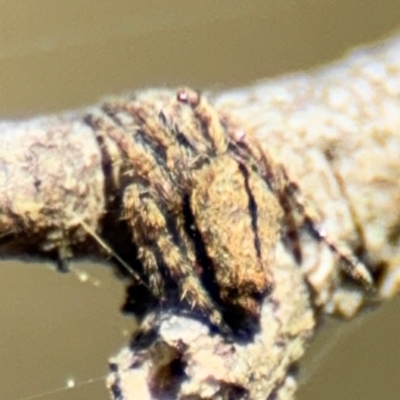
[176,88,228,155]
[277,165,374,289]
[123,183,226,330]
[85,112,175,295]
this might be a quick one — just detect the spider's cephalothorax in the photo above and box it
[84,88,373,334]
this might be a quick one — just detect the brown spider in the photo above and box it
[84,88,373,334]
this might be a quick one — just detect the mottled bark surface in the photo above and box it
[1,35,400,400]
[0,115,105,261]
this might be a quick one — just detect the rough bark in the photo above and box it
[1,35,400,400]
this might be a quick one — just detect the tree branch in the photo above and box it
[1,34,400,400]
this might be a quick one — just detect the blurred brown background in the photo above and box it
[0,2,399,399]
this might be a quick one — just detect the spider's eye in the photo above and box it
[177,88,200,107]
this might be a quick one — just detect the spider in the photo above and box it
[83,88,373,334]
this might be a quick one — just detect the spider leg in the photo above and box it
[277,165,374,289]
[123,183,226,331]
[86,110,177,296]
[260,160,304,264]
[176,88,228,155]
[123,184,166,298]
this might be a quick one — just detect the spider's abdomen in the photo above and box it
[190,154,283,317]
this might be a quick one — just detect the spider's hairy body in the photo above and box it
[84,87,373,334]
[191,154,281,316]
